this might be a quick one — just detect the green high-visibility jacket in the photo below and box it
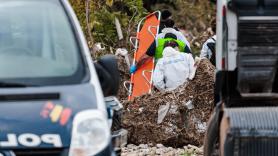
[155,38,186,59]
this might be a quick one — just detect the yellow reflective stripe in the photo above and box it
[50,105,63,122]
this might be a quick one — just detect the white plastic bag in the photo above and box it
[157,103,170,124]
[115,48,131,68]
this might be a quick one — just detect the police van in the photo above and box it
[0,0,121,155]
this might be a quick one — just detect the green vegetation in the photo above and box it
[69,0,215,56]
[69,0,147,53]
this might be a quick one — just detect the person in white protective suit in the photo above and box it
[200,18,216,65]
[200,35,216,64]
[152,45,195,92]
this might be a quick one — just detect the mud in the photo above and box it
[117,56,131,102]
[120,59,215,147]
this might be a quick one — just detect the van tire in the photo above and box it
[204,112,219,156]
[111,109,122,131]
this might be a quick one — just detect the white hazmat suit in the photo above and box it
[200,35,216,59]
[152,47,195,91]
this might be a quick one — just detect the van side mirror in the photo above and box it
[94,55,120,97]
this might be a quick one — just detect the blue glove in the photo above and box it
[130,65,137,74]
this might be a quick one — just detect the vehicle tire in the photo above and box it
[111,109,122,131]
[204,111,219,156]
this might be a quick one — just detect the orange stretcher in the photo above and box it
[126,11,161,101]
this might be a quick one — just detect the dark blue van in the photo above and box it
[0,0,121,155]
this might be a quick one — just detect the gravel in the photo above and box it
[121,144,204,156]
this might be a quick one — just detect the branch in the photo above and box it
[86,0,96,59]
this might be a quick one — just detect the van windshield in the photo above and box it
[0,0,87,86]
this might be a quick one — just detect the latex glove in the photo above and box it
[130,65,137,74]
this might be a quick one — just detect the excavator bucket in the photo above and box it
[128,12,161,101]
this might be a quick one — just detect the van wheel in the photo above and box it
[111,110,122,131]
[204,112,219,156]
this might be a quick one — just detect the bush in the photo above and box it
[69,0,147,53]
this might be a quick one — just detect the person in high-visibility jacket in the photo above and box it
[154,34,189,59]
[130,27,191,73]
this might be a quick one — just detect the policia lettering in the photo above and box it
[0,134,62,147]
[155,38,187,59]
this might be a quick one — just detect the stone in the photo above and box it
[156,144,164,148]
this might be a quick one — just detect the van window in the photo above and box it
[0,0,87,86]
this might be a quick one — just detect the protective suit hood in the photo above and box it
[161,28,178,34]
[162,47,180,57]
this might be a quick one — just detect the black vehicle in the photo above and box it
[205,0,278,155]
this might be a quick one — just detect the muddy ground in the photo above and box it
[118,58,215,147]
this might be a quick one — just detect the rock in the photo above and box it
[144,148,150,154]
[150,147,156,155]
[139,144,148,149]
[165,151,175,156]
[167,147,173,151]
[156,144,164,148]
[188,144,200,152]
[186,148,195,154]
[127,152,138,156]
[156,149,162,155]
[138,153,144,156]
[121,153,128,156]
[128,149,134,153]
[176,149,185,155]
[127,144,134,149]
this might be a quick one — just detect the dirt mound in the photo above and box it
[117,56,130,102]
[121,59,215,147]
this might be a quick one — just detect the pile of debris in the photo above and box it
[117,55,131,102]
[121,59,215,147]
